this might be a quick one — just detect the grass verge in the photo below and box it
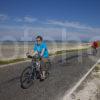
[0,58,27,65]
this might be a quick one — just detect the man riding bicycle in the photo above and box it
[91,41,98,55]
[30,35,49,80]
[92,41,98,48]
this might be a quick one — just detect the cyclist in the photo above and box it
[91,41,98,54]
[31,35,49,80]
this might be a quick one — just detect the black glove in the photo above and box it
[26,52,30,56]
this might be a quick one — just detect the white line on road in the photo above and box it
[0,60,30,68]
[62,58,100,100]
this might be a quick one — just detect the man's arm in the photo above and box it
[40,42,47,57]
[31,50,38,56]
[40,48,45,57]
[29,44,38,56]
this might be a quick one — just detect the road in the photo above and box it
[0,49,100,100]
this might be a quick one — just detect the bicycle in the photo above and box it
[20,54,51,89]
[91,46,97,56]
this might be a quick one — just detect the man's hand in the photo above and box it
[26,52,33,58]
[26,52,30,57]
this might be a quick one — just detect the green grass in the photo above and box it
[95,66,100,72]
[55,47,89,55]
[0,58,27,65]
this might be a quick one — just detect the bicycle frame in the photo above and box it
[28,56,41,79]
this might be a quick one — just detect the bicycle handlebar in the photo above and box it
[27,54,42,60]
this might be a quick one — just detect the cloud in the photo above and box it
[0,14,8,21]
[0,17,100,41]
[14,16,37,23]
[89,28,100,33]
[0,25,63,41]
[24,16,37,23]
[14,18,23,22]
[46,20,100,34]
[47,20,93,30]
[0,24,100,41]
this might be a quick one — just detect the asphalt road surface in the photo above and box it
[0,49,100,100]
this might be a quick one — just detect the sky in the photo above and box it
[0,0,100,41]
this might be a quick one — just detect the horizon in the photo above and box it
[0,39,93,43]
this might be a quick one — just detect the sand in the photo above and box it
[71,64,100,100]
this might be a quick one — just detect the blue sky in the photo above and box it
[0,0,100,41]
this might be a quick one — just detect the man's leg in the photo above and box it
[40,58,49,80]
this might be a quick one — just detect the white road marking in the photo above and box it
[0,60,30,68]
[62,58,100,100]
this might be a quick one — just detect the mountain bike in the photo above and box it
[20,54,51,89]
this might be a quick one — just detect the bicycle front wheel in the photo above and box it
[20,66,34,89]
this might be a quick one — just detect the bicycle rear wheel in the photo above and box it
[20,66,34,89]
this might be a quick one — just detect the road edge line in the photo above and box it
[0,55,57,68]
[0,60,30,68]
[62,58,100,100]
